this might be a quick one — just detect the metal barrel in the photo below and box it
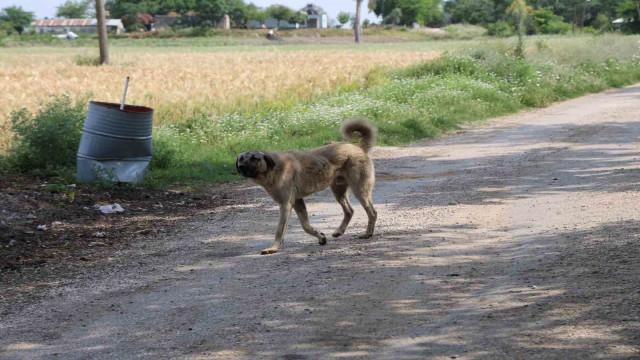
[76,101,154,183]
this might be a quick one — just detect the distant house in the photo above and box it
[33,19,125,34]
[305,3,328,29]
[612,17,633,27]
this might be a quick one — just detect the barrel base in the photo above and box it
[77,158,150,183]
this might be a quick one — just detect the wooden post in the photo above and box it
[355,0,363,44]
[96,0,109,65]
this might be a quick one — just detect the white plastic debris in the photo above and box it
[94,231,106,238]
[54,31,78,40]
[37,224,47,231]
[95,203,125,214]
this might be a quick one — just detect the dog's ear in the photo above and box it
[235,156,241,173]
[263,153,276,170]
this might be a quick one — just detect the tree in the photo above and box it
[193,0,229,20]
[618,0,640,32]
[337,11,350,28]
[0,6,34,34]
[591,12,610,30]
[355,0,363,43]
[288,11,307,27]
[266,5,293,27]
[226,0,248,26]
[507,0,530,58]
[445,0,495,25]
[57,0,91,18]
[369,0,442,26]
[385,8,402,25]
[105,1,144,20]
[532,8,570,34]
[246,3,266,27]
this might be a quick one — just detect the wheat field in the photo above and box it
[0,45,440,152]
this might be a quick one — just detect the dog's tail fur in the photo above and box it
[341,118,377,154]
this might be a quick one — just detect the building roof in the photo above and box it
[612,17,635,24]
[33,19,123,27]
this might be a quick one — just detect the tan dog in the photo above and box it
[236,118,378,254]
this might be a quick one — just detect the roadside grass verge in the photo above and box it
[1,35,639,188]
[147,35,640,186]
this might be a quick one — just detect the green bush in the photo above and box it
[532,8,571,34]
[443,24,488,39]
[150,136,178,170]
[4,94,87,174]
[592,13,611,32]
[488,21,514,37]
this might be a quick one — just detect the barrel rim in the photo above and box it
[90,101,153,114]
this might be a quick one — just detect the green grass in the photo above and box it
[2,35,640,189]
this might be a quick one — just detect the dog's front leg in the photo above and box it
[261,202,293,255]
[294,198,327,245]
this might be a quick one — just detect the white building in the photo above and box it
[33,19,125,34]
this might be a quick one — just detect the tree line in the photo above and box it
[0,0,638,35]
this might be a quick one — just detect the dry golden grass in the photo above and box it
[0,46,439,152]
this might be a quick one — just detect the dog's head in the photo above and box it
[236,151,276,179]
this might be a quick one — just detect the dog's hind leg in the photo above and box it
[294,198,327,245]
[331,182,354,238]
[261,202,293,255]
[351,180,377,239]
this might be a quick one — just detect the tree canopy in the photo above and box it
[0,6,34,34]
[337,11,350,27]
[79,0,640,34]
[56,0,92,19]
[265,5,293,24]
[369,0,442,26]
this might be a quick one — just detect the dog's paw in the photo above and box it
[358,233,373,239]
[332,230,344,238]
[319,233,327,245]
[261,248,279,255]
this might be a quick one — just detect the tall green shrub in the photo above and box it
[5,94,87,174]
[532,8,571,34]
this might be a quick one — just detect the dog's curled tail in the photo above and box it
[341,118,377,154]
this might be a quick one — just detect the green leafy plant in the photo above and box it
[487,21,514,37]
[5,94,87,174]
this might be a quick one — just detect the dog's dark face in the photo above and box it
[236,151,275,179]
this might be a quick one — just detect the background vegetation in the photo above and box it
[1,0,637,38]
[1,35,638,187]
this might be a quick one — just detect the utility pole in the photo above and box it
[96,0,109,65]
[355,0,363,44]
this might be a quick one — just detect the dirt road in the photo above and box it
[1,85,639,359]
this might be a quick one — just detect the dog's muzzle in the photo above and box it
[237,164,257,178]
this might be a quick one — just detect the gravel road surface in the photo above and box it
[1,85,639,359]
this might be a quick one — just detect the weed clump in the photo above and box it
[3,94,86,175]
[75,55,101,66]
